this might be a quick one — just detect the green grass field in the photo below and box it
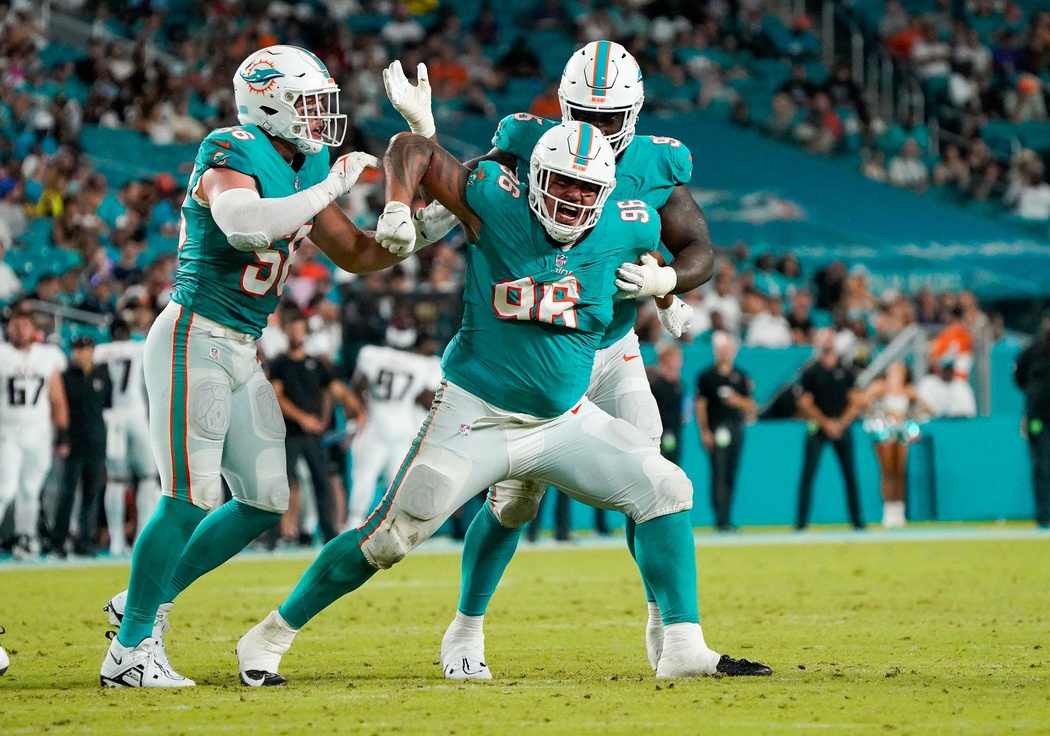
[2,528,1049,735]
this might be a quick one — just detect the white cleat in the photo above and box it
[655,623,721,679]
[99,635,194,688]
[104,592,175,673]
[237,610,297,687]
[440,618,492,681]
[645,603,664,671]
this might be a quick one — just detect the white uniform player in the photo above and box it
[346,329,442,529]
[95,322,161,556]
[0,307,68,558]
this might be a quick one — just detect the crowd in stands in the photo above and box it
[0,0,1008,390]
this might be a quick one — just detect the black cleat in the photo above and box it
[240,669,287,687]
[715,654,773,676]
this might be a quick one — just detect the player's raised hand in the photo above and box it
[657,295,694,338]
[324,152,379,198]
[383,60,436,138]
[376,201,416,257]
[414,200,459,244]
[615,253,678,299]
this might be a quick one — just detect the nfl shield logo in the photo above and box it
[459,423,472,436]
[556,254,567,267]
[210,347,219,359]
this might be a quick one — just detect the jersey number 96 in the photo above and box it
[493,275,581,328]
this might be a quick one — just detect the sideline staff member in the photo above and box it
[795,329,864,530]
[696,333,755,532]
[1014,316,1050,529]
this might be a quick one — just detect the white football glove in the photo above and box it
[376,201,416,257]
[657,296,694,338]
[320,152,379,199]
[414,200,459,245]
[615,253,678,299]
[383,60,435,138]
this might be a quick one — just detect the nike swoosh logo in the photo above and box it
[570,405,581,415]
[214,140,231,149]
[110,652,123,666]
[460,659,487,675]
[624,354,641,361]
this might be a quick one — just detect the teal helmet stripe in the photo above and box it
[591,40,611,95]
[573,122,592,168]
[299,47,331,79]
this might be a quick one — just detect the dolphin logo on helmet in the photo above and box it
[233,45,346,156]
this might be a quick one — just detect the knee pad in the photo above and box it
[490,481,545,528]
[190,382,232,440]
[616,381,663,446]
[630,454,693,522]
[253,383,286,440]
[362,450,471,569]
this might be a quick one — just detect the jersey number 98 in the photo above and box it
[493,275,581,328]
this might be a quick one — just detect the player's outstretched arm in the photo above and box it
[659,184,716,292]
[377,132,482,255]
[310,204,405,274]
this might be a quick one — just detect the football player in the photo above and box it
[0,303,69,560]
[346,320,442,530]
[235,123,770,684]
[384,41,713,677]
[100,45,403,688]
[95,317,159,556]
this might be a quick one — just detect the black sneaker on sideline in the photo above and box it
[715,654,772,676]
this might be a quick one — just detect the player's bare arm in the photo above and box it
[659,184,716,292]
[311,204,404,273]
[382,132,482,239]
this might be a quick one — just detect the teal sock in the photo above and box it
[117,496,206,648]
[457,504,522,617]
[162,499,280,602]
[624,516,657,604]
[278,529,378,629]
[633,511,699,625]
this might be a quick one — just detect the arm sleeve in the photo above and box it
[209,185,335,252]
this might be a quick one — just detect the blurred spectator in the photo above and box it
[814,261,848,312]
[0,231,21,304]
[795,91,843,155]
[647,343,684,463]
[888,138,930,193]
[823,61,869,126]
[528,82,562,118]
[794,328,865,531]
[471,3,502,45]
[766,92,801,139]
[787,288,815,344]
[695,332,755,532]
[745,293,791,348]
[917,356,977,417]
[428,42,470,100]
[777,62,815,110]
[911,19,952,89]
[51,335,111,558]
[1013,316,1050,528]
[701,264,743,337]
[381,3,426,49]
[842,264,879,315]
[1004,167,1050,221]
[930,306,974,378]
[932,143,972,192]
[500,36,542,79]
[860,149,888,183]
[534,0,570,32]
[1005,74,1048,123]
[879,0,912,42]
[784,16,819,60]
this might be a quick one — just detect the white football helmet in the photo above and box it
[528,122,617,244]
[233,45,347,155]
[558,40,644,155]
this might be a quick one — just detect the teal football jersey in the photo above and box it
[492,113,693,348]
[171,124,329,337]
[443,161,660,418]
